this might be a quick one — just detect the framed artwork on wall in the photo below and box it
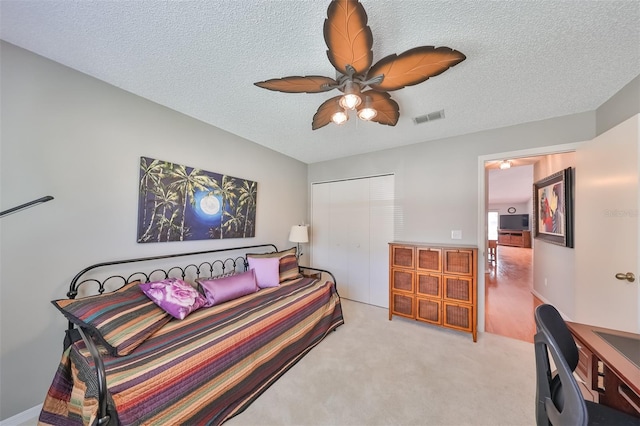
[137,156,257,243]
[533,167,573,248]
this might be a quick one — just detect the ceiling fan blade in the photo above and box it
[312,95,343,130]
[254,76,338,93]
[366,46,466,91]
[358,90,399,126]
[324,0,373,76]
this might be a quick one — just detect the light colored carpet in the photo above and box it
[227,299,536,426]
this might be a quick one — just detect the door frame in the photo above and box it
[476,142,583,333]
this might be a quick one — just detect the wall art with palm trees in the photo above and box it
[137,156,257,243]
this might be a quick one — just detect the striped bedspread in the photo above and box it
[39,277,344,425]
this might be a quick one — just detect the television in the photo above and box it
[499,214,529,231]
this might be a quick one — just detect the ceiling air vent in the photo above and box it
[413,109,445,125]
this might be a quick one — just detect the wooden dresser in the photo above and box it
[389,242,478,341]
[497,230,531,248]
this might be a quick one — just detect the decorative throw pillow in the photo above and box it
[196,269,258,307]
[247,256,281,288]
[246,247,302,282]
[140,278,207,320]
[51,281,172,356]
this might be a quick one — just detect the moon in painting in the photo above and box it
[199,194,220,215]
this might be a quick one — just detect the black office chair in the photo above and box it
[534,304,638,426]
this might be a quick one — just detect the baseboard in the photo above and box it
[0,404,41,425]
[530,289,572,321]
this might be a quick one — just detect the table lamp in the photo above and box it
[288,225,309,260]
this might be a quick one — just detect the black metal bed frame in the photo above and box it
[62,243,337,425]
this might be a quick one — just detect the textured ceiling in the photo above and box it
[1,1,639,164]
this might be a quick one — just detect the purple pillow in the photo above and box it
[197,269,258,307]
[140,278,206,320]
[248,256,280,288]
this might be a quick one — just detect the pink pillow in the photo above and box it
[248,256,280,288]
[140,278,206,320]
[197,270,258,307]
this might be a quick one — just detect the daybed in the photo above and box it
[38,244,344,425]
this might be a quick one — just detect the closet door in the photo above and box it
[327,180,352,300]
[311,175,394,307]
[369,175,394,308]
[345,178,370,303]
[310,183,331,272]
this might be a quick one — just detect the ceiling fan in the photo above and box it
[254,0,466,130]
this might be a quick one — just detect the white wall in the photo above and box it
[0,42,308,419]
[309,113,594,245]
[489,203,531,217]
[596,75,640,136]
[531,152,577,317]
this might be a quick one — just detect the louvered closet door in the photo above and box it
[345,178,370,303]
[369,175,394,308]
[311,183,331,274]
[328,180,354,300]
[311,175,394,307]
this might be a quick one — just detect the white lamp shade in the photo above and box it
[331,109,349,125]
[357,106,377,121]
[289,225,309,243]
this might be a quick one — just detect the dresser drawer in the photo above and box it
[417,273,441,297]
[443,275,474,304]
[443,249,474,276]
[416,247,441,273]
[443,302,473,333]
[391,269,415,293]
[416,297,441,325]
[391,292,415,319]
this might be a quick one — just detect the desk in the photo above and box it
[566,321,640,418]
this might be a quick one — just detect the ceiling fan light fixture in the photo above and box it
[338,81,362,110]
[357,96,377,121]
[331,109,349,125]
[255,0,466,130]
[500,160,512,170]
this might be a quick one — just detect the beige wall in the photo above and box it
[308,112,595,243]
[531,152,577,316]
[0,42,308,419]
[596,74,640,135]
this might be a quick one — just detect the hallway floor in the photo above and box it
[485,245,542,343]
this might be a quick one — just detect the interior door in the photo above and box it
[575,114,639,332]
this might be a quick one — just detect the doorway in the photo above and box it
[477,142,582,341]
[485,160,538,342]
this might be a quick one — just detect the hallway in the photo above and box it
[485,245,542,343]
